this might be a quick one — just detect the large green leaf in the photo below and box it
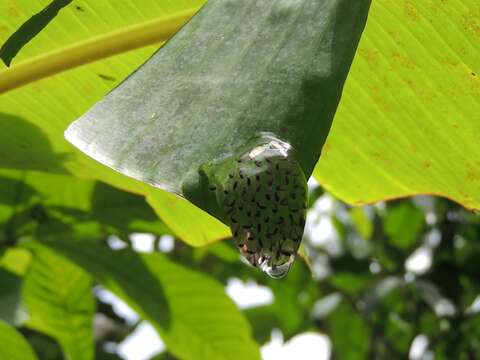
[62,0,370,277]
[38,239,260,360]
[315,0,480,210]
[1,0,478,250]
[0,1,228,246]
[22,242,95,360]
[0,319,38,360]
[65,0,370,208]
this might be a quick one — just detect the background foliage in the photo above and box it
[1,174,479,359]
[0,1,479,359]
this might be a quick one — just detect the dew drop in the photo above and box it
[259,254,295,279]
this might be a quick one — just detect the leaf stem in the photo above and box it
[0,9,196,94]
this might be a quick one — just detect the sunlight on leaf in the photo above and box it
[0,319,38,360]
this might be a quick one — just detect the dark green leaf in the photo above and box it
[330,272,373,295]
[243,306,281,345]
[327,300,371,360]
[65,0,371,220]
[384,202,425,250]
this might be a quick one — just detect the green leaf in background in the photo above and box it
[327,300,371,359]
[349,207,373,241]
[0,319,38,360]
[384,201,425,251]
[315,0,480,210]
[42,239,260,360]
[22,242,95,360]
[330,272,373,295]
[0,169,169,241]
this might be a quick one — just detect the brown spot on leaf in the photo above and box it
[358,48,380,69]
[467,168,479,181]
[404,1,420,22]
[463,12,480,38]
[392,51,417,70]
[8,6,21,17]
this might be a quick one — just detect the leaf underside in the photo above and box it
[65,0,371,220]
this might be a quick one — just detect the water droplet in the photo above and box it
[259,254,295,279]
